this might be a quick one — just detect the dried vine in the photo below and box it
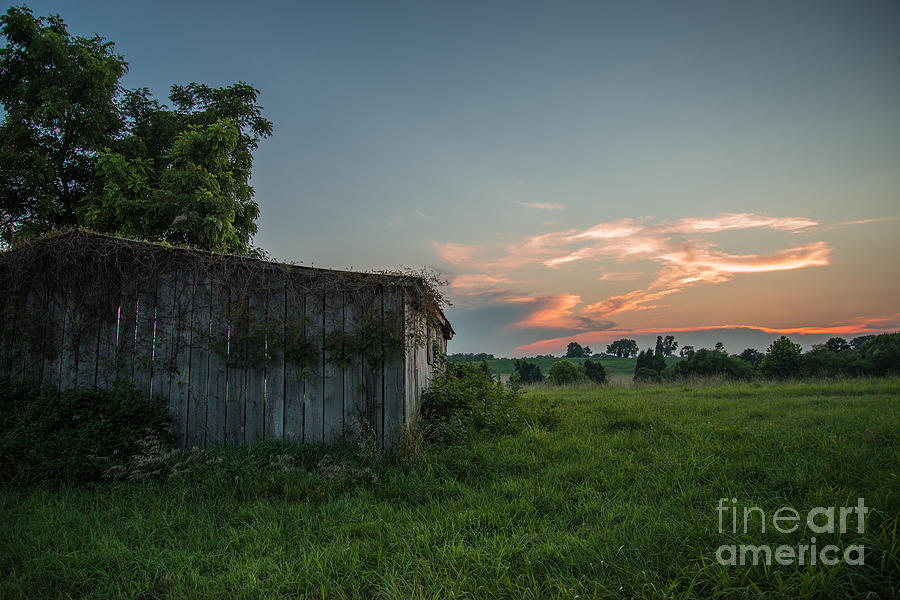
[0,228,450,375]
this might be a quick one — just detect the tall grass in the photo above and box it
[1,379,898,599]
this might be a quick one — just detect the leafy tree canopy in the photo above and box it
[823,337,851,353]
[761,336,803,379]
[671,348,753,380]
[0,6,272,254]
[737,348,764,368]
[606,339,638,358]
[661,335,678,357]
[565,341,589,358]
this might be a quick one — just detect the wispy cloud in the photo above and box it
[661,214,819,234]
[837,217,898,226]
[436,212,833,330]
[597,271,644,281]
[516,201,567,210]
[447,273,518,298]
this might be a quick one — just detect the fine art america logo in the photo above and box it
[715,498,869,566]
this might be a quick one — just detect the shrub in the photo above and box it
[799,346,855,378]
[0,381,173,484]
[671,348,754,380]
[633,367,661,383]
[421,361,521,442]
[512,359,543,384]
[583,360,607,384]
[548,360,585,385]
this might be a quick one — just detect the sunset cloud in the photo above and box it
[435,212,835,331]
[516,201,567,210]
[662,213,819,234]
[508,294,617,331]
[515,314,900,354]
[597,271,644,281]
[448,273,517,296]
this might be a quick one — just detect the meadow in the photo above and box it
[2,379,899,599]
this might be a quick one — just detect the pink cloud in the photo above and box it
[597,271,644,281]
[448,273,516,295]
[515,314,900,354]
[434,242,479,265]
[663,213,819,234]
[510,294,583,329]
[435,212,835,330]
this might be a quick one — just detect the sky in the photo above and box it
[13,0,900,356]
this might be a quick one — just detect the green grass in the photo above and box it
[2,379,899,599]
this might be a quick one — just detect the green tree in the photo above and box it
[548,360,584,385]
[849,335,875,350]
[856,333,900,376]
[661,335,678,357]
[0,7,272,254]
[565,342,585,358]
[672,348,753,380]
[761,336,802,379]
[714,342,726,353]
[0,6,126,242]
[651,337,667,372]
[679,345,695,358]
[583,360,606,384]
[634,348,662,377]
[512,359,543,384]
[738,348,764,368]
[824,337,850,353]
[606,339,638,358]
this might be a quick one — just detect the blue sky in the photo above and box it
[13,0,900,355]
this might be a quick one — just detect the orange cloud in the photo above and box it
[508,294,618,331]
[435,212,838,331]
[597,271,644,281]
[662,213,818,234]
[434,242,479,265]
[510,294,582,329]
[577,242,831,320]
[515,315,900,354]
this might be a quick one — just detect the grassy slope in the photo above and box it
[2,379,899,599]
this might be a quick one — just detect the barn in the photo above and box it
[0,230,453,448]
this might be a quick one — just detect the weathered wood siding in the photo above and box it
[0,235,450,449]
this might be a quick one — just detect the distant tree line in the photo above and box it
[451,332,899,388]
[447,352,496,363]
[633,333,900,382]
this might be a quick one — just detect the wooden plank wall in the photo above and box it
[0,260,437,449]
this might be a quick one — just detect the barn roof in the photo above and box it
[2,228,454,339]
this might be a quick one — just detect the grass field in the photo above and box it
[2,379,899,598]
